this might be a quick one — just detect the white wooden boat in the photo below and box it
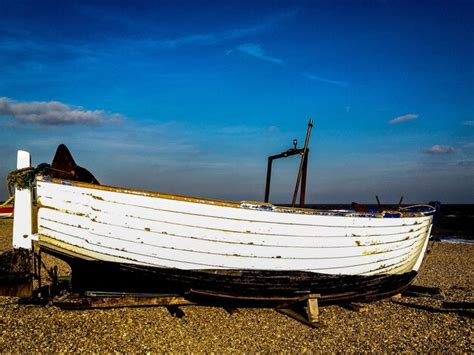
[10,149,436,303]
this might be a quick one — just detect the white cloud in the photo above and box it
[424,144,456,155]
[146,9,298,49]
[389,113,418,125]
[227,43,284,65]
[0,97,124,126]
[303,73,348,87]
[267,125,279,134]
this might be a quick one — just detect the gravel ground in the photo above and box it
[0,218,472,352]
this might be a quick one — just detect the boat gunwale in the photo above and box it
[36,176,432,219]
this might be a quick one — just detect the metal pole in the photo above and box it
[299,149,309,207]
[264,157,273,203]
[292,119,313,207]
[398,196,404,207]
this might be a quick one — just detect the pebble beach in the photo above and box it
[0,218,472,352]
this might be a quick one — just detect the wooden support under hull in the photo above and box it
[54,293,195,310]
[0,249,33,298]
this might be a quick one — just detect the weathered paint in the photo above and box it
[35,177,433,276]
[39,177,431,219]
[42,248,420,303]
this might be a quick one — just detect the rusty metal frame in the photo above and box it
[264,147,309,208]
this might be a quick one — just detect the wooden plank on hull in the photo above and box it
[37,178,432,226]
[38,225,426,274]
[38,204,430,248]
[38,210,428,260]
[37,196,432,239]
[37,208,430,274]
[38,224,427,275]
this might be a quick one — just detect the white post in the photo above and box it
[12,150,34,249]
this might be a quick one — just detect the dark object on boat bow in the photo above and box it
[50,144,99,184]
[351,202,368,212]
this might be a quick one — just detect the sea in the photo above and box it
[304,204,474,245]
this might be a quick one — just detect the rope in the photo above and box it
[0,195,14,207]
[6,163,51,196]
[7,167,35,195]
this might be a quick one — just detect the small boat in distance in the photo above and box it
[7,142,437,304]
[0,205,13,218]
[0,196,14,218]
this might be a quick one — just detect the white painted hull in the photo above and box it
[35,177,433,277]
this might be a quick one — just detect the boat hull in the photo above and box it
[34,177,433,302]
[42,244,417,304]
[36,178,433,275]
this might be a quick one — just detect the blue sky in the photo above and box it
[1,0,473,203]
